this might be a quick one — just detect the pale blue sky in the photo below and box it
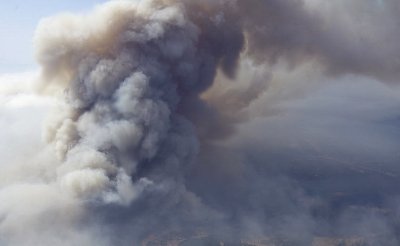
[0,0,108,73]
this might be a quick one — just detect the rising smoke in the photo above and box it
[1,0,400,245]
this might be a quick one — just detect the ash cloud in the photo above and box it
[1,0,400,245]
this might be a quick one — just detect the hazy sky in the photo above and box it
[1,1,400,245]
[0,0,385,73]
[0,0,107,73]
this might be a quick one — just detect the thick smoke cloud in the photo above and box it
[239,0,400,81]
[1,0,400,245]
[34,0,244,206]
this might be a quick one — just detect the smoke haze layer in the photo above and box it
[1,0,400,245]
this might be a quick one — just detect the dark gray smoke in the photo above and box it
[1,0,400,245]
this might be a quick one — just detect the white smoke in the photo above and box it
[1,0,243,244]
[33,0,241,205]
[1,0,400,245]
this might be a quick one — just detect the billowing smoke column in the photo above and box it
[2,0,400,245]
[35,0,243,205]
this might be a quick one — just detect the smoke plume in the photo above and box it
[1,0,400,245]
